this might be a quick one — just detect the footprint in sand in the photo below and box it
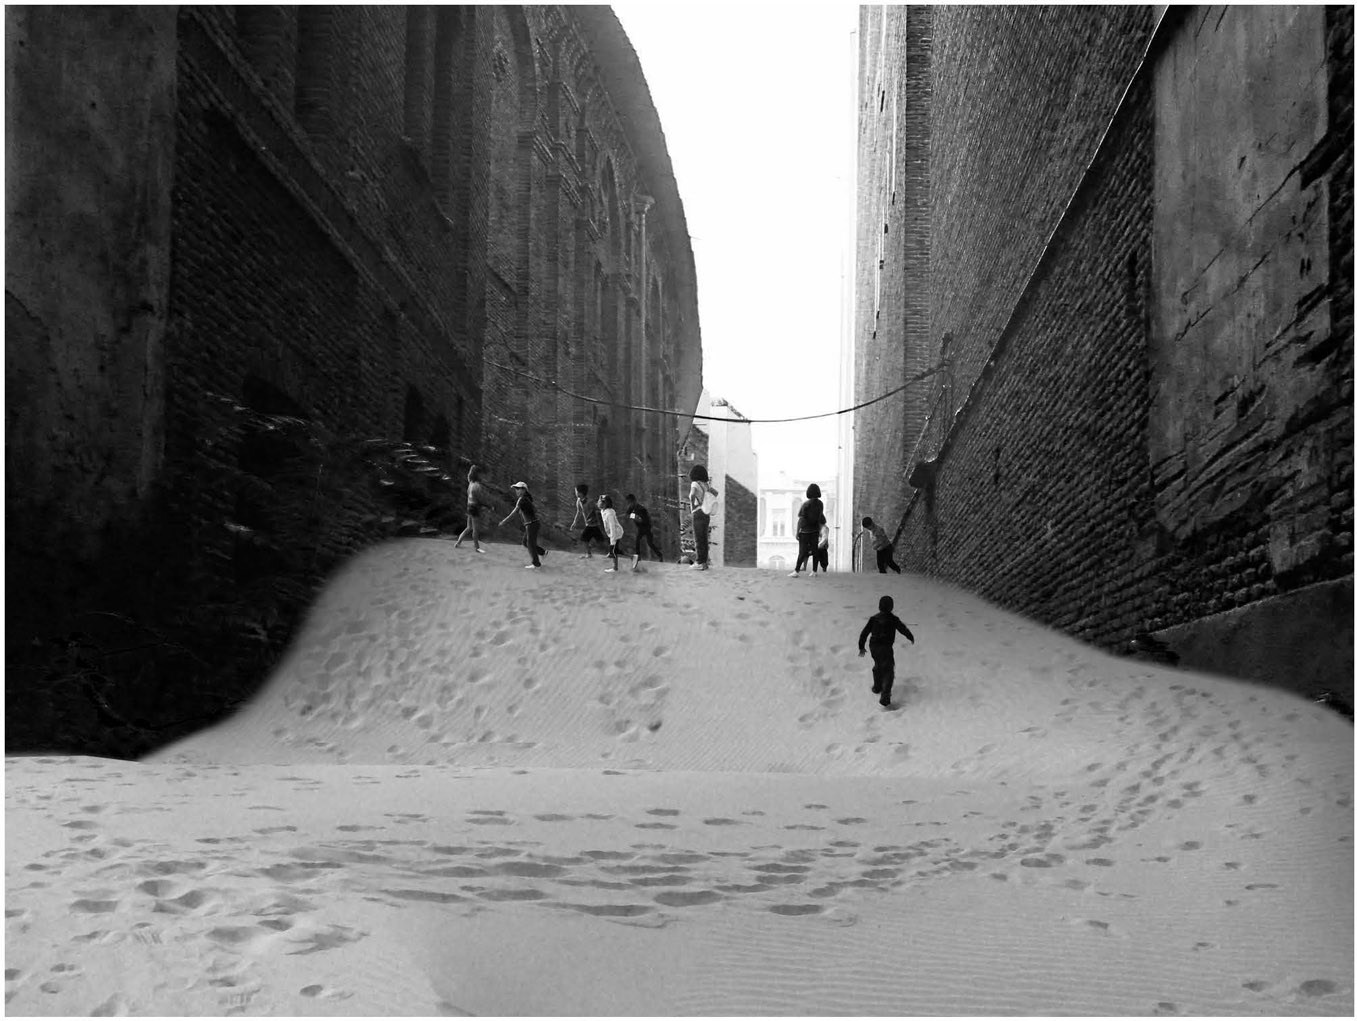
[653,890,721,907]
[769,903,823,916]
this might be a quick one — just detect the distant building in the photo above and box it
[678,391,757,567]
[758,472,838,571]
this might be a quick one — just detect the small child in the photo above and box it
[453,464,487,553]
[812,523,829,575]
[857,595,915,708]
[571,482,606,558]
[598,494,625,573]
[862,516,902,575]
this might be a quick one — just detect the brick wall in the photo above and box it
[6,5,704,753]
[855,6,1353,683]
[723,478,758,568]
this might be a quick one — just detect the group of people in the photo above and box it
[568,483,665,573]
[455,461,914,709]
[452,463,680,573]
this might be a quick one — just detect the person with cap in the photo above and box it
[499,480,547,569]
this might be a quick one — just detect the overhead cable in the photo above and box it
[482,358,941,425]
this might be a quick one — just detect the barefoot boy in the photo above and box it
[857,595,915,707]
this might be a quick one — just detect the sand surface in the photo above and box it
[6,538,1353,1016]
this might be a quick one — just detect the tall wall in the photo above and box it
[5,6,177,643]
[855,5,1353,699]
[852,6,931,532]
[6,5,703,751]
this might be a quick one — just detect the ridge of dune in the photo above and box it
[7,539,1353,1016]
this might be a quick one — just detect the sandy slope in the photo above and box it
[6,538,1353,1016]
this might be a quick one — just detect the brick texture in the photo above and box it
[855,6,1353,661]
[6,5,703,752]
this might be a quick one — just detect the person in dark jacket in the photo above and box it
[625,493,663,570]
[790,483,826,577]
[857,595,915,707]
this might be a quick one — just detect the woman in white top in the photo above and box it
[598,494,625,573]
[687,465,717,570]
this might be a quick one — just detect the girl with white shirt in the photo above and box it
[598,494,625,573]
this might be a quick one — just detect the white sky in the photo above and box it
[613,3,859,488]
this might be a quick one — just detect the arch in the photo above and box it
[236,7,290,94]
[294,7,338,136]
[403,7,433,153]
[402,384,427,444]
[596,415,613,490]
[430,7,465,206]
[234,375,309,586]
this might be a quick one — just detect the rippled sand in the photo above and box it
[7,539,1352,1015]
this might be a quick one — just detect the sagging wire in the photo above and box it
[483,358,942,424]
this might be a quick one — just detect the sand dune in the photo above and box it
[7,538,1353,1016]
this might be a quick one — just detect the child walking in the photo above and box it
[453,464,487,553]
[811,523,830,575]
[624,494,663,570]
[862,516,902,574]
[570,482,606,558]
[499,481,545,569]
[857,595,915,708]
[598,494,625,573]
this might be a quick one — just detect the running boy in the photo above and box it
[857,595,915,708]
[571,483,606,558]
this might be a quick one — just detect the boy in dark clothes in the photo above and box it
[625,493,663,569]
[858,595,915,707]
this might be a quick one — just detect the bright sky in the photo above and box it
[613,3,859,488]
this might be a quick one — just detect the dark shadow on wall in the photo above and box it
[4,396,576,762]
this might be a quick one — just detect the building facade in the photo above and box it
[6,5,703,750]
[678,392,758,567]
[853,6,1353,699]
[758,473,839,572]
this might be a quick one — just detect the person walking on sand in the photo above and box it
[862,516,902,574]
[570,482,606,558]
[858,595,915,708]
[688,465,717,571]
[598,494,625,573]
[790,483,826,578]
[811,522,830,575]
[453,464,488,553]
[499,481,546,569]
[625,493,663,571]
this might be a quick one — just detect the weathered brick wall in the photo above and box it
[852,7,916,534]
[723,478,758,568]
[894,71,1157,644]
[1326,4,1354,577]
[859,6,1352,679]
[6,5,704,753]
